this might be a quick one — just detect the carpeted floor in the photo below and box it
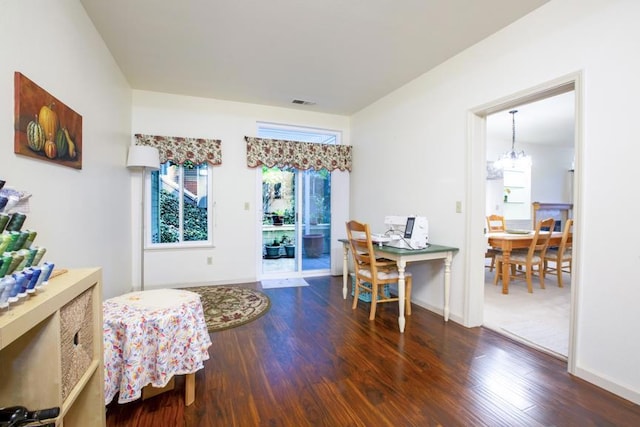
[483,269,571,358]
[183,286,271,332]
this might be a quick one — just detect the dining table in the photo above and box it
[487,230,566,294]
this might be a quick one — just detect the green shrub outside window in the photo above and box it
[150,160,210,245]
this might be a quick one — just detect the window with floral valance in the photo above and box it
[135,134,222,165]
[245,136,352,172]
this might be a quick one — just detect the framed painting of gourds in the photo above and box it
[14,72,82,170]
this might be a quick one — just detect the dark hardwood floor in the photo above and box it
[106,276,640,426]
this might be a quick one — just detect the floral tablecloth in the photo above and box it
[103,289,212,404]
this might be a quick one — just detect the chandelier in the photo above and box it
[496,109,529,168]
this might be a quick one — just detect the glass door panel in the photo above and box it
[262,166,298,276]
[301,168,331,272]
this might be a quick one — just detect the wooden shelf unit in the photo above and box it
[0,268,105,426]
[532,202,573,229]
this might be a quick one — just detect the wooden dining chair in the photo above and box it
[544,219,573,287]
[493,217,555,293]
[486,214,506,232]
[346,220,412,321]
[485,214,506,272]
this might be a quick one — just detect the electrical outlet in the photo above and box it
[206,256,213,265]
[455,201,462,213]
[244,202,250,210]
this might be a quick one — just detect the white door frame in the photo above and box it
[253,123,345,281]
[465,72,583,374]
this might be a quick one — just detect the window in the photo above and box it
[150,161,211,246]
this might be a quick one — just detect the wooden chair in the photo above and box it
[485,214,506,272]
[544,219,573,287]
[346,220,412,321]
[493,217,555,293]
[486,214,506,232]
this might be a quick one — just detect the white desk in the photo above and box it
[339,240,458,332]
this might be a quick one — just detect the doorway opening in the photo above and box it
[258,124,336,279]
[484,91,575,360]
[467,74,581,372]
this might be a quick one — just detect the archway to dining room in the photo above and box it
[466,73,582,372]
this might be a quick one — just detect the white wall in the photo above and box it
[527,143,574,204]
[132,91,350,288]
[486,141,574,228]
[351,0,640,404]
[0,0,133,299]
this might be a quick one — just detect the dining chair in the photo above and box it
[544,218,573,287]
[346,220,412,321]
[486,214,506,232]
[485,214,506,272]
[493,217,555,293]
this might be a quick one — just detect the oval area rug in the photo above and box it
[183,286,271,332]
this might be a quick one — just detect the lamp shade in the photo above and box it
[127,145,160,170]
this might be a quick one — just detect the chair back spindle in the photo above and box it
[346,220,413,322]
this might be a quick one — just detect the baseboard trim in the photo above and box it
[574,366,640,405]
[411,298,463,325]
[146,277,258,290]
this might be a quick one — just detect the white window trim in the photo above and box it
[147,162,214,249]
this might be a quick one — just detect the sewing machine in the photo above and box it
[381,215,429,249]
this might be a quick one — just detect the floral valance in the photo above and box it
[245,137,352,172]
[135,134,222,165]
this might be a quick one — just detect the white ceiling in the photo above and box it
[487,91,575,147]
[80,0,549,116]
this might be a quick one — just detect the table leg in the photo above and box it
[185,373,195,406]
[397,259,407,333]
[502,248,511,294]
[342,243,349,299]
[444,251,452,322]
[141,377,175,401]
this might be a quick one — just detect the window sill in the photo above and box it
[146,242,215,251]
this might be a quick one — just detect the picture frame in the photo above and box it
[14,72,83,169]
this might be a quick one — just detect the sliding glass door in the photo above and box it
[258,125,335,279]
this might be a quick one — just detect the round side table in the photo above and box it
[103,289,212,405]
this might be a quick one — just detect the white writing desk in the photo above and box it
[339,240,458,333]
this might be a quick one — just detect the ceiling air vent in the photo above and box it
[292,99,316,106]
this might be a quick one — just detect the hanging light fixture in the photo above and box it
[496,109,530,169]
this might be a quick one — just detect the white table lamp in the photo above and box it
[127,145,160,291]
